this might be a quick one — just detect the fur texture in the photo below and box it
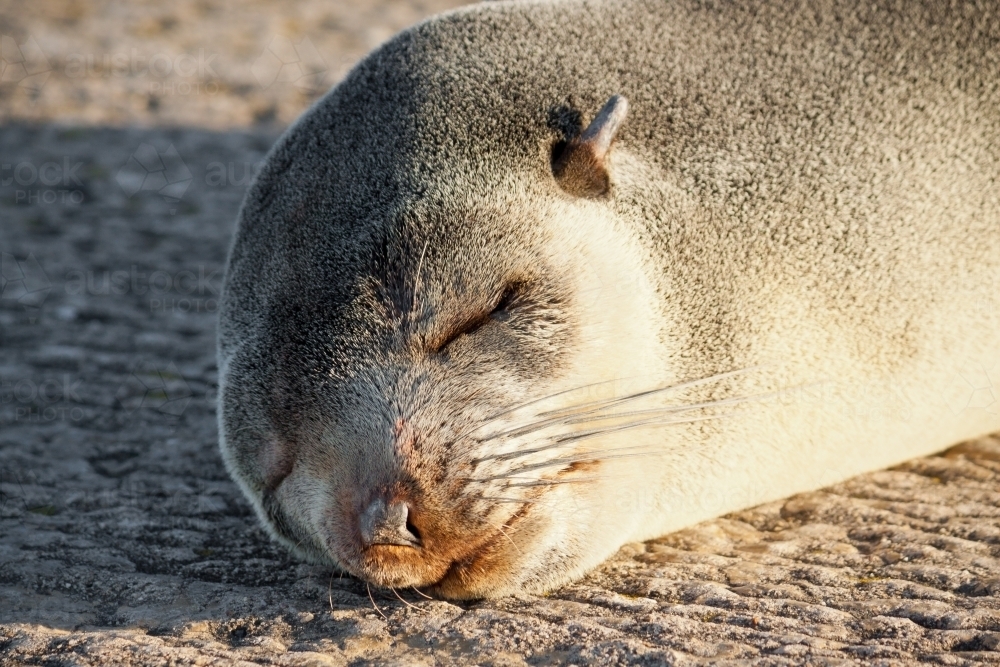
[218,0,1000,598]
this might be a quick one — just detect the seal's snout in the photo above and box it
[342,489,473,589]
[359,497,421,548]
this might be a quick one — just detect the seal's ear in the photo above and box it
[552,95,629,198]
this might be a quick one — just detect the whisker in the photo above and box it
[438,380,618,452]
[436,375,615,449]
[481,375,642,423]
[477,381,814,468]
[446,367,769,462]
[480,455,679,492]
[560,395,757,426]
[506,477,599,487]
[411,586,434,600]
[473,413,723,465]
[390,585,423,613]
[499,447,685,478]
[440,373,653,449]
[536,366,765,420]
[475,367,763,445]
[469,452,650,482]
[551,411,738,446]
[410,238,431,315]
[495,523,523,557]
[367,582,388,620]
[479,496,539,504]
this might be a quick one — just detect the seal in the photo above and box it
[217,0,1000,598]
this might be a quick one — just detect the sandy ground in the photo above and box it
[2,1,1000,665]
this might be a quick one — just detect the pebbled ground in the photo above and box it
[1,1,1000,665]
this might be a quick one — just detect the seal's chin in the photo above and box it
[351,545,451,589]
[347,535,509,597]
[427,550,519,600]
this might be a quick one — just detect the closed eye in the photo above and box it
[432,285,520,353]
[490,285,519,320]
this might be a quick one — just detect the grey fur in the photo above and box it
[218,0,1000,598]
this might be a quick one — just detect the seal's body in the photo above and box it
[218,0,1000,598]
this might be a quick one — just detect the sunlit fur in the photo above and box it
[218,0,1000,598]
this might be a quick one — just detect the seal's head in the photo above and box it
[218,8,672,598]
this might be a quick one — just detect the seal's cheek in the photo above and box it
[257,435,297,493]
[429,507,544,599]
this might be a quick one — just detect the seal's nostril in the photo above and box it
[405,516,421,543]
[359,498,421,548]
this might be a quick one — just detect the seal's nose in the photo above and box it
[359,497,421,548]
